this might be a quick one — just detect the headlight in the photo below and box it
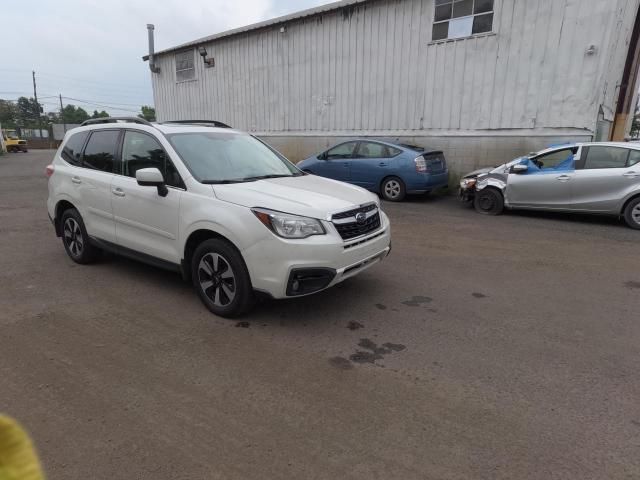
[460,178,477,189]
[251,208,326,239]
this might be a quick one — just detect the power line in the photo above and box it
[62,96,145,108]
[62,97,141,113]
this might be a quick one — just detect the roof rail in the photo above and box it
[161,120,232,128]
[81,117,153,127]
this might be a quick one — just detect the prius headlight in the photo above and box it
[252,208,326,239]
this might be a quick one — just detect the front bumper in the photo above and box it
[459,187,475,203]
[243,211,392,299]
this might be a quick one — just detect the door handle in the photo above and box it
[623,171,640,178]
[112,187,125,197]
[556,175,571,182]
[71,176,81,184]
[343,162,349,167]
[379,162,387,167]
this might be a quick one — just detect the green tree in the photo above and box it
[138,105,156,122]
[0,99,18,128]
[15,97,43,127]
[61,105,90,124]
[91,110,109,119]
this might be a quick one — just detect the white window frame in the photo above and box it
[175,49,196,83]
[432,0,494,42]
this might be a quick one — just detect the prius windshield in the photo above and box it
[167,131,301,184]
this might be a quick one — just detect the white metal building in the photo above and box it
[144,0,640,176]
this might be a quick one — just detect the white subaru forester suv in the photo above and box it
[47,118,391,317]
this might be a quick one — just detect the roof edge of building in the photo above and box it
[142,0,369,61]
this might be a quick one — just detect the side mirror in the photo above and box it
[511,164,528,174]
[318,152,327,160]
[136,167,168,197]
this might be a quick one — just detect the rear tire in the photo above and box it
[61,208,99,264]
[474,188,504,215]
[381,176,406,202]
[623,197,640,230]
[192,239,255,318]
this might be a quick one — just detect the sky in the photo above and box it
[0,0,332,116]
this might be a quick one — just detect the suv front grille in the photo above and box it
[332,204,381,240]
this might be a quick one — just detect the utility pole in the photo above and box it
[32,70,43,138]
[59,94,67,134]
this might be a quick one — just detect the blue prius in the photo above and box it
[297,139,449,202]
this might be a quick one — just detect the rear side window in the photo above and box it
[83,130,120,173]
[583,146,629,169]
[61,131,88,166]
[627,149,640,166]
[355,142,401,159]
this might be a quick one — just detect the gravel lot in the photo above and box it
[1,150,639,479]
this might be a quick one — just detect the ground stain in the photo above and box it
[402,296,432,307]
[472,292,487,298]
[382,342,406,352]
[349,351,384,364]
[329,357,354,370]
[235,321,250,328]
[624,281,640,289]
[375,303,387,310]
[347,320,364,330]
[349,338,406,364]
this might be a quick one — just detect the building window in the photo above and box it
[175,49,195,82]
[432,0,494,41]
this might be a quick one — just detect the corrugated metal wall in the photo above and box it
[151,0,639,135]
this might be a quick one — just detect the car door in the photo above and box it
[349,141,395,189]
[570,145,639,212]
[506,147,578,209]
[75,129,120,243]
[313,141,356,182]
[110,130,184,263]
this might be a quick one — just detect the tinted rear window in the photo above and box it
[83,130,120,173]
[61,131,88,166]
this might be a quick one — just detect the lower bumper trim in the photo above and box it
[286,268,336,296]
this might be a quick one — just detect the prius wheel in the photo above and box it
[623,197,640,230]
[61,208,99,264]
[192,239,254,317]
[474,188,504,215]
[381,177,406,202]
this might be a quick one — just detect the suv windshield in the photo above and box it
[166,131,301,183]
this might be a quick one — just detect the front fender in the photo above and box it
[476,176,507,192]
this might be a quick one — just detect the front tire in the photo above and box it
[61,208,99,264]
[192,239,254,317]
[623,197,640,230]
[381,176,406,202]
[474,188,504,215]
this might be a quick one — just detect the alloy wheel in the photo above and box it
[63,218,84,257]
[632,203,640,225]
[384,180,401,199]
[198,253,236,307]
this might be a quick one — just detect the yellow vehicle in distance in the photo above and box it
[2,129,28,152]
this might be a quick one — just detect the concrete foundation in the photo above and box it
[259,133,593,185]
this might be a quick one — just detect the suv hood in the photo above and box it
[212,174,378,219]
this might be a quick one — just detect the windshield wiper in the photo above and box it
[201,178,255,184]
[239,173,300,181]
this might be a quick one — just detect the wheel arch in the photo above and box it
[620,192,640,215]
[182,228,244,281]
[54,199,78,237]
